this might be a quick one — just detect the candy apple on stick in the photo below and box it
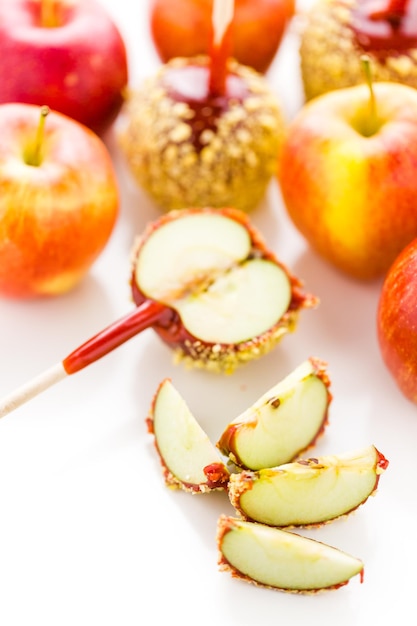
[149,0,295,74]
[0,102,119,299]
[279,57,417,280]
[0,0,128,135]
[119,0,284,213]
[0,207,317,419]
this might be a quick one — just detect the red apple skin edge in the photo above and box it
[0,0,128,135]
[377,238,417,404]
[149,0,295,74]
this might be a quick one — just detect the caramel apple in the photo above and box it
[0,207,317,418]
[118,0,285,213]
[299,0,417,101]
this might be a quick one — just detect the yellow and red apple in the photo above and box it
[149,0,295,74]
[377,237,417,404]
[279,81,417,281]
[0,0,128,135]
[0,103,119,299]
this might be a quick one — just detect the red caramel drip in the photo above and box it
[203,463,230,489]
[161,64,249,152]
[376,448,390,471]
[351,0,417,54]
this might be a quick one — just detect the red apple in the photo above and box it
[0,103,119,299]
[0,0,128,135]
[377,237,417,404]
[279,80,417,280]
[149,0,295,74]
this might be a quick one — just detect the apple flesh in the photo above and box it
[0,0,128,135]
[217,358,331,469]
[149,0,295,74]
[279,81,417,280]
[130,207,318,373]
[228,445,389,527]
[0,103,119,299]
[147,378,230,493]
[377,237,417,403]
[217,516,364,592]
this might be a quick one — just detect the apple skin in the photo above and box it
[377,238,417,404]
[279,82,417,281]
[0,0,128,135]
[0,103,119,299]
[149,0,295,74]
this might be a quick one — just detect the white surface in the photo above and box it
[0,2,415,625]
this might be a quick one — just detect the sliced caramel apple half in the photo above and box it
[217,357,331,469]
[0,207,317,418]
[217,516,364,593]
[131,207,317,374]
[228,445,389,527]
[147,378,230,493]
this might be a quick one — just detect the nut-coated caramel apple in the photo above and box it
[118,0,284,212]
[299,0,417,101]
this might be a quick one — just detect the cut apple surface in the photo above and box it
[147,378,230,493]
[131,207,318,373]
[134,210,291,343]
[217,358,331,469]
[217,516,364,592]
[228,445,389,527]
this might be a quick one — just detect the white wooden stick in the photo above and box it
[212,0,234,45]
[0,362,67,419]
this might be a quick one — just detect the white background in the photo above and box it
[0,1,415,625]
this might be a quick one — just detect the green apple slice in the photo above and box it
[135,211,292,345]
[135,211,252,303]
[173,258,291,344]
[217,516,364,592]
[147,378,230,493]
[217,358,331,469]
[228,445,389,527]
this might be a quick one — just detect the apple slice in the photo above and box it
[217,516,364,592]
[217,358,331,469]
[228,445,389,527]
[146,378,230,493]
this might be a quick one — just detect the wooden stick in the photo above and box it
[0,363,67,418]
[0,299,167,419]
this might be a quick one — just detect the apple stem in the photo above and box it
[361,55,378,136]
[40,0,60,28]
[0,299,168,419]
[209,0,235,96]
[25,105,50,167]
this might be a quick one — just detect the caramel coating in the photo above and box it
[299,0,417,101]
[118,57,284,212]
